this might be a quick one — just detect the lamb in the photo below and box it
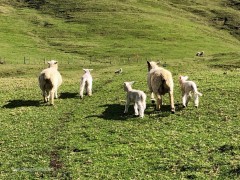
[80,69,93,99]
[124,81,146,118]
[38,60,62,105]
[196,51,204,57]
[147,61,175,113]
[179,75,202,108]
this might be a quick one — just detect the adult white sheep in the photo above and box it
[38,60,62,105]
[147,61,175,113]
[179,75,202,108]
[124,81,146,118]
[80,69,93,99]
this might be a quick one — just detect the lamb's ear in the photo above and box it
[130,81,135,85]
[185,76,189,80]
[83,69,87,72]
[54,61,58,64]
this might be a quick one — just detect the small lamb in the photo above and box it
[38,60,62,105]
[80,69,93,99]
[124,81,146,118]
[179,76,202,108]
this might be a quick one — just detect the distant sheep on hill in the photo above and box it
[196,51,204,57]
[80,69,93,99]
[38,60,62,105]
[115,68,122,74]
[179,75,202,108]
[147,61,175,113]
[124,81,146,118]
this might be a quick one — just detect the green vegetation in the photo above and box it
[0,0,240,179]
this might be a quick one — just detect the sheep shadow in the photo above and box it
[87,104,136,121]
[2,99,41,109]
[59,92,79,99]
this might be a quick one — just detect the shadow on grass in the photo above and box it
[59,92,79,99]
[86,104,137,121]
[2,99,41,108]
[87,103,183,120]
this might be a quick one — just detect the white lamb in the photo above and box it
[38,60,62,105]
[179,75,202,108]
[80,69,93,99]
[124,81,146,118]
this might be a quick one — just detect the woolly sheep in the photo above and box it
[124,81,146,118]
[38,60,62,105]
[179,75,202,108]
[147,61,175,113]
[196,51,204,57]
[80,69,93,99]
[115,68,123,74]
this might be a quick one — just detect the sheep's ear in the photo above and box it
[147,61,151,71]
[83,69,86,72]
[54,61,58,64]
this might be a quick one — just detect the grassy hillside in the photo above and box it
[0,0,239,62]
[0,0,240,179]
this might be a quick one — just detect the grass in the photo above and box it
[0,0,240,179]
[1,55,240,179]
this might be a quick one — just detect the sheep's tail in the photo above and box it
[40,73,53,89]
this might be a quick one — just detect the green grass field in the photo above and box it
[1,0,240,179]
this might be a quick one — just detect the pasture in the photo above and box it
[1,0,240,179]
[1,54,240,179]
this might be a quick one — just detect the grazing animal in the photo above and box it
[124,81,146,118]
[179,75,202,108]
[115,68,123,74]
[147,61,175,113]
[196,51,204,57]
[80,69,93,99]
[38,60,62,105]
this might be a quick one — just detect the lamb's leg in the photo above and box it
[87,83,92,96]
[55,88,58,99]
[138,103,144,118]
[124,99,130,114]
[182,94,187,108]
[193,94,199,108]
[79,81,85,99]
[186,94,191,106]
[134,103,139,116]
[169,91,175,113]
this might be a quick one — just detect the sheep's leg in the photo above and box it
[134,103,139,116]
[50,90,55,105]
[124,99,130,114]
[169,91,175,113]
[193,94,199,108]
[55,88,58,99]
[150,92,156,104]
[156,94,162,111]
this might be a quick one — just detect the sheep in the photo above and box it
[179,75,202,108]
[80,69,93,99]
[123,81,146,118]
[196,51,204,57]
[38,60,62,105]
[115,68,123,74]
[147,61,175,113]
